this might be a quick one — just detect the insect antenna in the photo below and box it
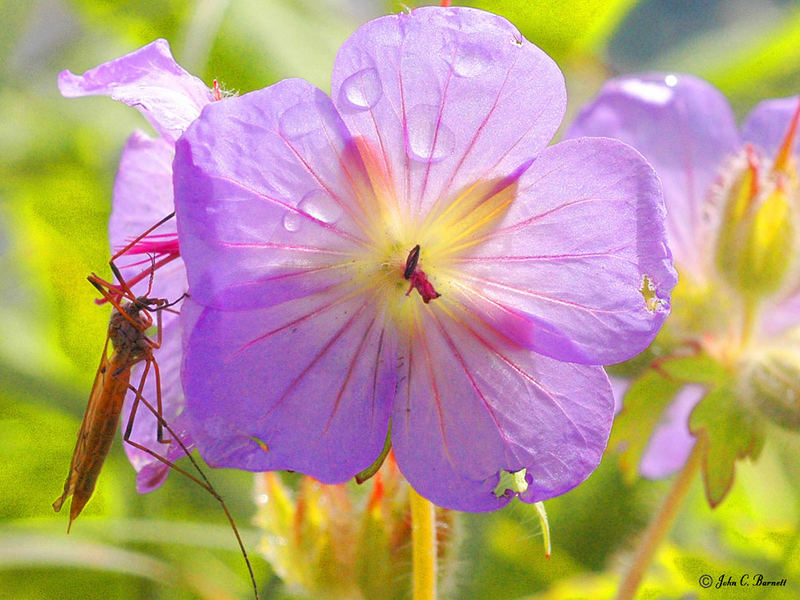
[108,211,176,301]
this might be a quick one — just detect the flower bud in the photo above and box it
[254,454,460,599]
[740,346,800,431]
[715,147,795,301]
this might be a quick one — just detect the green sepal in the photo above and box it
[609,368,683,483]
[355,425,392,484]
[689,385,766,507]
[533,501,551,558]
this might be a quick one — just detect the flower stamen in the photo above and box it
[403,244,441,304]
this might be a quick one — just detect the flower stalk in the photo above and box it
[410,487,437,600]
[615,442,703,600]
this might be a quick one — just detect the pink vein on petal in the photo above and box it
[216,240,352,255]
[222,262,353,296]
[369,326,388,426]
[449,307,590,446]
[205,172,367,247]
[414,309,461,474]
[451,244,635,263]
[234,284,355,356]
[279,124,372,236]
[429,308,514,451]
[322,313,379,436]
[454,273,633,317]
[263,299,372,421]
[418,50,456,210]
[424,47,521,222]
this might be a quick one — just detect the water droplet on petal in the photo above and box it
[279,102,323,139]
[664,74,678,87]
[283,212,302,232]
[452,45,490,78]
[298,190,343,223]
[406,104,455,162]
[341,68,382,110]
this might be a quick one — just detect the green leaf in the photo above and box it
[654,353,728,386]
[689,385,765,507]
[487,0,640,59]
[708,7,800,111]
[609,369,684,482]
[396,0,640,61]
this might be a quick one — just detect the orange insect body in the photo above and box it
[53,211,260,599]
[53,295,163,531]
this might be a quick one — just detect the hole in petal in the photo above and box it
[640,274,665,313]
[493,467,528,498]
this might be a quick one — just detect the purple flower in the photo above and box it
[173,6,676,511]
[59,40,215,491]
[568,74,800,478]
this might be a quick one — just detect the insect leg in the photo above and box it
[123,359,151,442]
[88,273,145,331]
[122,383,261,600]
[150,357,168,443]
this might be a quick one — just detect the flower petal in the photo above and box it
[58,39,211,142]
[566,74,739,278]
[452,137,676,365]
[331,6,565,221]
[639,385,702,479]
[392,302,613,511]
[180,293,397,482]
[741,95,800,156]
[110,130,176,252]
[174,79,375,311]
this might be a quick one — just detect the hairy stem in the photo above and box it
[616,442,703,600]
[410,487,437,600]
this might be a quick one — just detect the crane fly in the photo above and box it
[53,211,260,599]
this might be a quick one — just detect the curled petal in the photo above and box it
[741,95,800,156]
[392,302,613,511]
[331,6,566,221]
[174,79,373,310]
[58,39,211,142]
[111,130,177,252]
[453,137,676,365]
[110,130,183,309]
[639,385,703,479]
[566,74,739,278]
[180,292,397,482]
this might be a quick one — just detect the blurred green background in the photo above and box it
[1,0,799,598]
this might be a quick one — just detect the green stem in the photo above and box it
[410,487,437,600]
[741,296,758,349]
[615,442,703,600]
